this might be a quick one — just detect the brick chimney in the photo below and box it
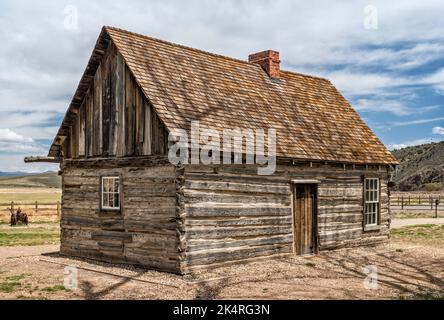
[248,50,280,78]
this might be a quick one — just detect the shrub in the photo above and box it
[424,182,443,192]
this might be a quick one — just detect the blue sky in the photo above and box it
[0,0,443,172]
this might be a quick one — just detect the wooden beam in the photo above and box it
[24,156,61,163]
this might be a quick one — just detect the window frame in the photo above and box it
[363,177,380,229]
[100,176,121,211]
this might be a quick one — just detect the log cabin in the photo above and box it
[26,26,399,274]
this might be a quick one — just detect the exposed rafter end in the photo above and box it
[24,156,61,163]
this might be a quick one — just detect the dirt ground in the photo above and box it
[0,240,443,300]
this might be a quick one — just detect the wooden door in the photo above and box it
[293,184,317,255]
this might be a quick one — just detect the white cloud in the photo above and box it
[327,70,408,96]
[0,128,33,143]
[0,0,444,171]
[0,142,45,154]
[432,126,444,135]
[419,67,444,94]
[354,98,412,116]
[0,129,46,155]
[391,117,444,127]
[388,138,435,150]
[0,112,61,129]
[0,154,58,173]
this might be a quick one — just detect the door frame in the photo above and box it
[291,180,319,255]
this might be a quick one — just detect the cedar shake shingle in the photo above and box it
[49,26,398,165]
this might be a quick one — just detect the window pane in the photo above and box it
[114,192,120,208]
[102,192,109,208]
[108,193,112,208]
[101,177,120,209]
[364,179,379,226]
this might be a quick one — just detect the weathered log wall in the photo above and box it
[60,159,180,273]
[60,159,392,274]
[178,163,391,272]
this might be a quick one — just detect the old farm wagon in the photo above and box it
[26,27,398,274]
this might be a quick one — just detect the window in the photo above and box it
[101,176,120,210]
[364,178,379,226]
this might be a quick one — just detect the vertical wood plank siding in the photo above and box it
[63,42,168,159]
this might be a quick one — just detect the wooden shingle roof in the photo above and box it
[49,26,398,165]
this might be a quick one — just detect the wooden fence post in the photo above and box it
[57,201,61,219]
[11,201,14,211]
[35,201,38,214]
[436,200,439,219]
[401,197,404,210]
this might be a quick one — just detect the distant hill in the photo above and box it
[0,171,61,189]
[0,171,31,177]
[391,141,444,191]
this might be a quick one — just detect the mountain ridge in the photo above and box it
[391,140,444,191]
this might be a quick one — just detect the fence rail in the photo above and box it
[0,201,60,218]
[0,196,442,221]
[391,196,442,217]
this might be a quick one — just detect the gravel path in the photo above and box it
[391,218,444,228]
[0,242,443,300]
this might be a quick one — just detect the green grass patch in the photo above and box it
[0,220,59,225]
[0,274,28,293]
[391,224,444,247]
[0,225,60,246]
[41,285,70,292]
[16,295,47,300]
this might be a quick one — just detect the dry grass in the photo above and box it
[0,188,61,223]
[0,188,61,203]
[391,224,444,247]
